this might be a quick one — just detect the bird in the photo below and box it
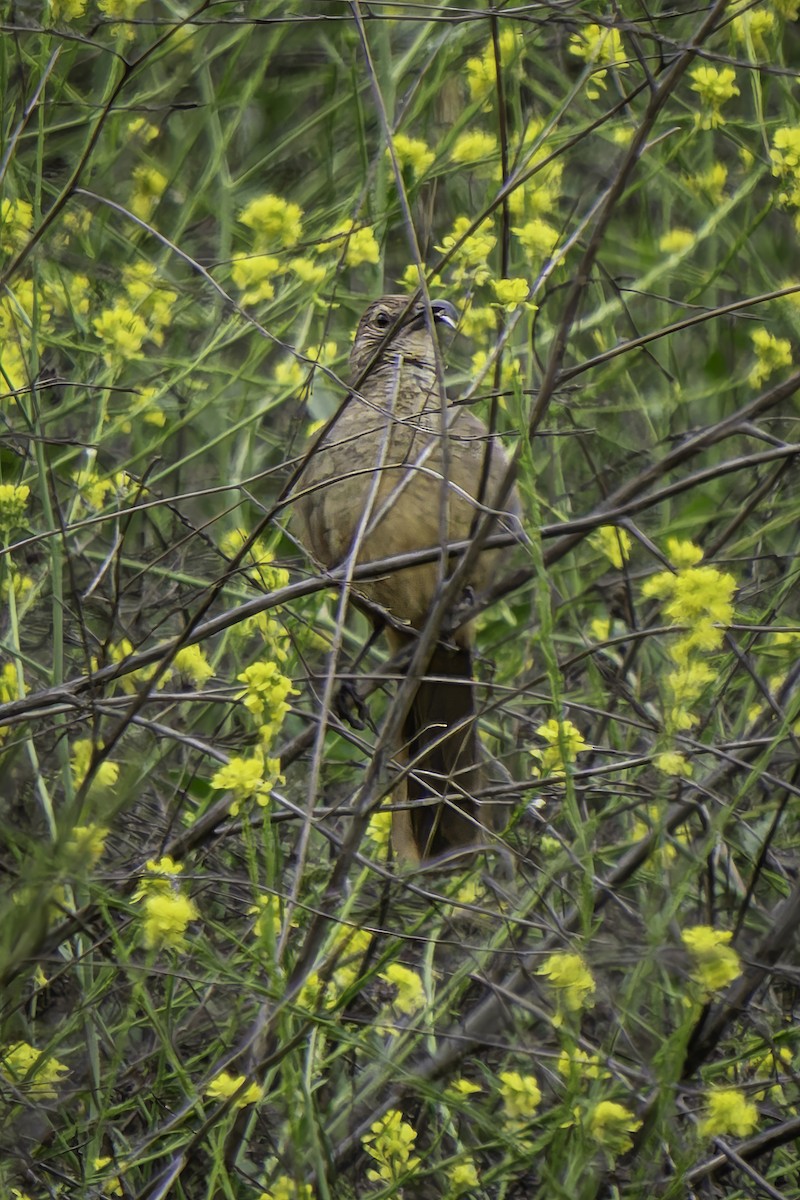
[291,294,521,863]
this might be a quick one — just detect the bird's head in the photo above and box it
[349,294,458,381]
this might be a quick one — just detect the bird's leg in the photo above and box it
[333,618,386,730]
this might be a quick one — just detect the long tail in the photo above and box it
[401,642,484,859]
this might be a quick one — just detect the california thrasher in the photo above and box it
[292,295,521,862]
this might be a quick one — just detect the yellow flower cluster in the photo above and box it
[64,823,109,869]
[590,525,632,570]
[698,1086,758,1139]
[258,1178,314,1200]
[0,1040,69,1098]
[211,752,284,816]
[204,1070,263,1107]
[748,326,792,387]
[569,24,627,99]
[685,161,728,205]
[530,717,588,778]
[130,164,168,220]
[689,66,740,130]
[133,856,199,951]
[770,125,800,229]
[681,925,741,996]
[71,737,120,794]
[732,6,776,57]
[221,529,290,593]
[451,130,497,164]
[0,483,30,537]
[236,660,297,745]
[465,29,524,105]
[389,133,435,176]
[362,1109,420,1184]
[0,197,33,254]
[643,538,736,774]
[588,1100,642,1156]
[174,644,215,687]
[98,0,148,41]
[378,962,427,1017]
[498,1069,542,1125]
[240,192,303,249]
[122,262,177,346]
[536,951,596,1018]
[436,215,497,285]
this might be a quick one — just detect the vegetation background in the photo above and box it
[2,0,800,1196]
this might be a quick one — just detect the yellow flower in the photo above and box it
[512,216,560,259]
[698,1087,758,1138]
[389,133,435,176]
[659,228,695,253]
[654,751,692,778]
[588,1100,642,1155]
[466,28,524,104]
[50,0,88,17]
[70,738,120,793]
[366,808,392,849]
[666,537,704,568]
[686,162,728,205]
[220,529,289,591]
[448,1157,480,1194]
[682,925,742,994]
[211,753,283,815]
[748,327,792,387]
[288,256,326,286]
[321,221,380,267]
[590,525,632,569]
[122,262,177,341]
[492,276,530,310]
[133,856,184,899]
[732,8,775,56]
[557,1047,606,1081]
[140,891,198,951]
[0,483,30,536]
[127,116,159,141]
[379,963,426,1015]
[258,1178,314,1200]
[537,951,596,1014]
[239,193,303,248]
[689,66,740,129]
[451,131,498,163]
[93,301,148,369]
[498,1070,542,1122]
[0,198,33,253]
[174,645,214,687]
[530,718,588,776]
[92,1157,124,1198]
[0,1041,69,1098]
[362,1109,420,1184]
[205,1071,263,1107]
[231,252,280,306]
[64,823,109,869]
[398,264,444,293]
[447,1077,482,1097]
[236,660,296,740]
[436,215,497,268]
[569,24,627,98]
[130,165,168,219]
[98,0,147,40]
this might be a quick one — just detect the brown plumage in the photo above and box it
[292,295,520,862]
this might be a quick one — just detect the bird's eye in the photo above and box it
[373,310,392,330]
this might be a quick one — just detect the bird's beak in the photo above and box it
[408,299,459,332]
